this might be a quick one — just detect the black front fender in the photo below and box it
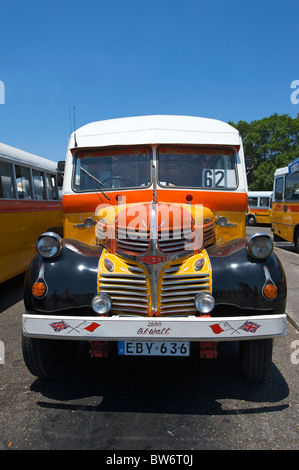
[24,239,104,314]
[207,238,287,316]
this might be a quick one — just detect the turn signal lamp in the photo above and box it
[263,284,277,300]
[32,282,46,297]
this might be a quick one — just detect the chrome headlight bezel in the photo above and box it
[36,232,63,259]
[246,233,273,260]
[92,293,112,315]
[194,291,215,314]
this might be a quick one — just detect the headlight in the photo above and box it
[92,293,112,315]
[36,232,62,258]
[246,233,273,260]
[194,292,215,314]
[216,216,228,227]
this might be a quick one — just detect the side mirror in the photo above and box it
[57,161,65,186]
[245,156,254,184]
[57,161,65,174]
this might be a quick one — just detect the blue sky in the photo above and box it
[0,0,298,162]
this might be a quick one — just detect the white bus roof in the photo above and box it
[69,115,241,149]
[274,166,288,177]
[0,142,57,172]
[248,191,273,197]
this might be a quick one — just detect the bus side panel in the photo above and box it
[18,210,37,275]
[0,212,22,283]
[255,209,272,224]
[36,208,64,238]
[272,202,299,243]
[0,201,63,284]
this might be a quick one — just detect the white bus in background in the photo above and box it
[247,191,273,225]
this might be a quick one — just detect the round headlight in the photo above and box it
[36,232,62,258]
[92,293,112,315]
[246,233,273,260]
[216,216,228,227]
[194,292,215,314]
[84,217,95,228]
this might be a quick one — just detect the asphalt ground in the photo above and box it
[0,224,298,451]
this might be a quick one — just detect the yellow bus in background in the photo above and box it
[0,142,63,283]
[271,158,299,252]
[247,191,273,225]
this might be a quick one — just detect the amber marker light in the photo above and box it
[263,284,277,300]
[32,282,46,297]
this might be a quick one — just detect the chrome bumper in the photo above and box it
[22,313,287,342]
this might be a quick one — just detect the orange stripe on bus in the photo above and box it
[62,191,248,213]
[272,203,299,213]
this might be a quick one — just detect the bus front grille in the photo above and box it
[159,270,211,316]
[98,272,150,316]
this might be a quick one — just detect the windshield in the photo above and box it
[158,146,237,189]
[73,147,151,191]
[285,172,299,200]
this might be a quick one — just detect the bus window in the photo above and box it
[260,197,270,207]
[32,169,46,200]
[285,172,299,200]
[0,161,15,198]
[248,197,258,207]
[158,147,237,189]
[45,173,58,200]
[15,166,32,199]
[51,175,59,199]
[274,177,284,201]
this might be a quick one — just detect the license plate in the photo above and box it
[118,341,190,356]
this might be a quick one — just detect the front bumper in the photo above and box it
[22,313,287,342]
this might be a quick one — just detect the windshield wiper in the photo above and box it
[79,167,110,201]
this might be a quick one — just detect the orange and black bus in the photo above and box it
[22,115,287,382]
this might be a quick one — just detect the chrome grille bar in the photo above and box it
[158,227,195,254]
[159,267,211,316]
[116,226,150,255]
[99,271,150,316]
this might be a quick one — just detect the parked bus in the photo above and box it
[271,158,299,251]
[0,142,63,283]
[247,191,273,225]
[22,115,286,382]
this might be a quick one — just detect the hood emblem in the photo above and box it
[140,255,167,265]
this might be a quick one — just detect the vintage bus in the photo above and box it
[247,191,273,225]
[271,158,299,251]
[22,115,287,382]
[0,142,63,283]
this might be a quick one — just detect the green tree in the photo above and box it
[229,113,299,190]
